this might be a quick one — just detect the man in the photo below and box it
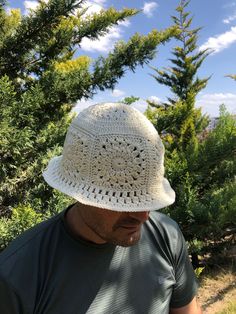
[0,103,202,313]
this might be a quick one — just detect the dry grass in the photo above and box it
[197,243,236,314]
[216,300,236,314]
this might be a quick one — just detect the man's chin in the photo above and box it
[111,231,141,247]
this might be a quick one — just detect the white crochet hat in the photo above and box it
[43,102,175,211]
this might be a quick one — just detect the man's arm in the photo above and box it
[170,296,202,314]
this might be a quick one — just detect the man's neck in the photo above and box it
[65,203,106,244]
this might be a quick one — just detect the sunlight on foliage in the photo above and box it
[194,267,204,278]
[0,205,45,250]
[53,56,91,74]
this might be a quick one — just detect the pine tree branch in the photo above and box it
[36,8,139,73]
[73,7,139,44]
[0,0,84,78]
[91,27,177,91]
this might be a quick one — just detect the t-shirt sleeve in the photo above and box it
[0,275,23,314]
[169,228,198,308]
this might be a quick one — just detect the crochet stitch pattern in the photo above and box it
[43,103,175,212]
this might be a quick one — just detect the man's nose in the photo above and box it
[128,211,150,223]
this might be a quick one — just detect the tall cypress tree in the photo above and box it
[153,0,209,103]
[149,0,210,151]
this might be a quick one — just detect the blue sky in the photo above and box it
[6,0,236,117]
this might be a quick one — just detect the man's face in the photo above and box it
[78,205,150,247]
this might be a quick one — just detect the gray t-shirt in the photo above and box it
[0,207,198,314]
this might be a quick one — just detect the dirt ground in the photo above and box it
[198,270,236,313]
[197,244,236,313]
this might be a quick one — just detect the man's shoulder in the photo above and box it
[149,211,180,233]
[145,211,183,252]
[0,210,63,266]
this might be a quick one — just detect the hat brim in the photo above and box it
[43,156,175,212]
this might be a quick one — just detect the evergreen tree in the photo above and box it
[152,0,210,103]
[0,0,176,213]
[145,0,236,263]
[149,0,210,152]
[121,96,140,105]
[180,105,236,242]
[157,104,236,266]
[226,74,236,81]
[146,1,210,243]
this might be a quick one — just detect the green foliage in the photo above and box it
[162,107,236,243]
[0,205,45,251]
[226,74,236,81]
[122,96,140,105]
[148,0,210,152]
[194,266,204,278]
[204,182,236,233]
[0,74,72,208]
[150,0,210,105]
[0,190,71,252]
[192,105,236,190]
[145,105,159,125]
[146,0,236,248]
[0,0,177,214]
[92,28,176,91]
[188,239,204,254]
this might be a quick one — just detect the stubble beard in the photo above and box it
[79,208,144,247]
[91,223,142,247]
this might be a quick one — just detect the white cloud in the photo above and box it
[223,2,236,9]
[72,99,95,115]
[24,0,102,16]
[147,95,161,104]
[199,26,236,54]
[5,6,13,14]
[131,99,148,113]
[24,0,129,54]
[24,0,49,14]
[223,13,236,24]
[81,1,103,16]
[118,19,131,27]
[111,89,126,97]
[24,1,38,13]
[92,0,107,4]
[196,93,236,117]
[79,1,131,53]
[80,25,122,52]
[142,2,158,18]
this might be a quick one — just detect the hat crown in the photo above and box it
[72,103,158,140]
